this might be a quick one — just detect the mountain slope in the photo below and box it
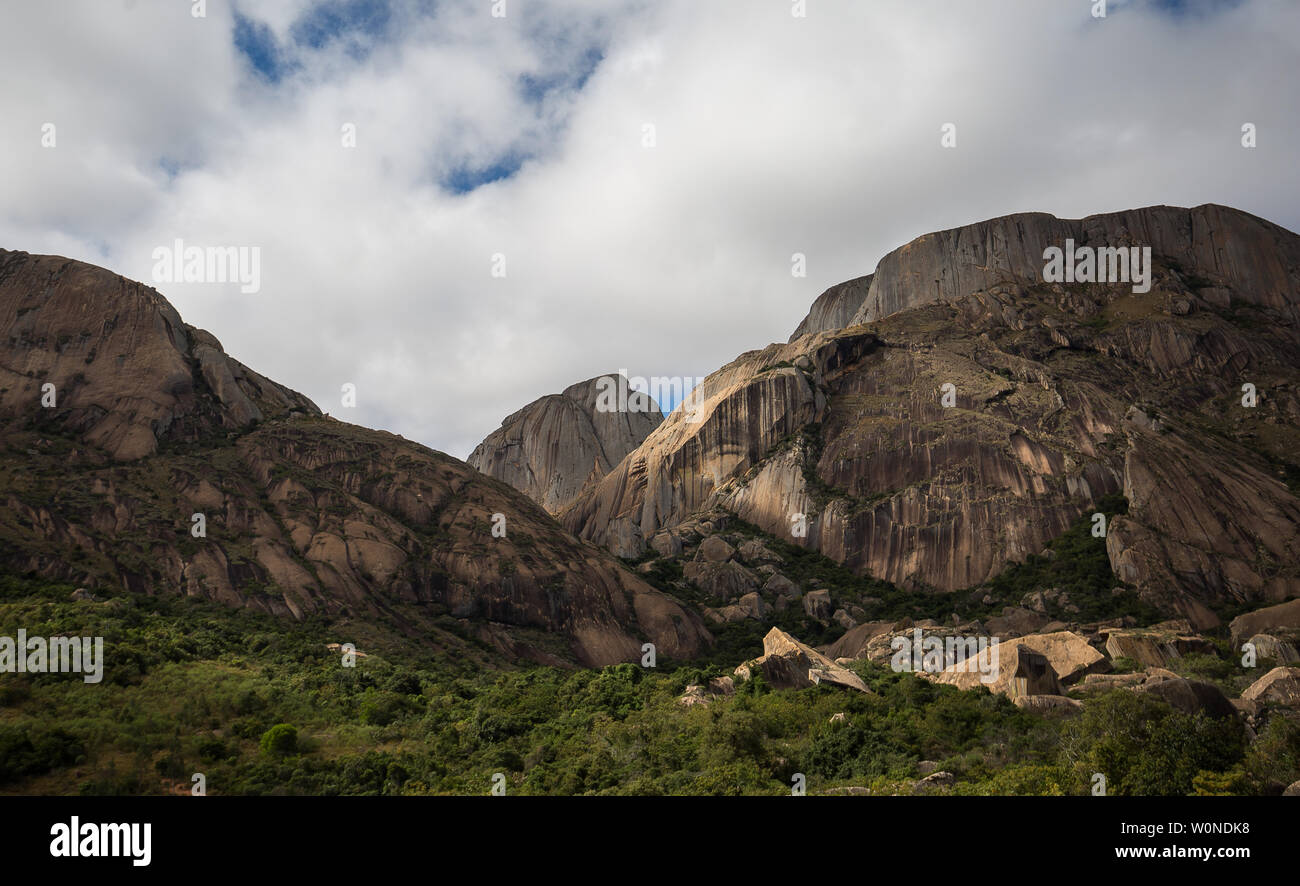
[0,249,710,666]
[561,205,1300,629]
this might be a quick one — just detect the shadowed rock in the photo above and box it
[468,374,662,514]
[0,249,709,667]
[563,204,1300,624]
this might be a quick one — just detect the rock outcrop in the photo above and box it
[841,204,1300,328]
[1230,599,1300,649]
[789,274,873,340]
[1241,666,1300,706]
[930,631,1104,697]
[1100,621,1217,669]
[0,249,709,667]
[734,627,870,693]
[0,249,318,460]
[468,374,662,514]
[1076,668,1238,718]
[562,204,1300,625]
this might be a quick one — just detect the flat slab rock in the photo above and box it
[735,627,871,694]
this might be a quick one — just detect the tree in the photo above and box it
[260,724,298,758]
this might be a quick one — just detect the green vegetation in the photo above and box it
[1,572,1294,796]
[259,724,298,758]
[641,495,1156,670]
[969,493,1162,624]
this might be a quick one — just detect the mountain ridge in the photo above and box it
[0,248,710,667]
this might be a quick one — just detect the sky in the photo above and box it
[1,0,1297,459]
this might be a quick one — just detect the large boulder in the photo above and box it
[683,560,760,601]
[1134,668,1238,719]
[1241,667,1300,706]
[803,588,833,622]
[1246,633,1300,664]
[1231,600,1300,650]
[932,631,1105,697]
[1101,621,1217,668]
[696,535,737,563]
[822,620,898,660]
[735,627,870,693]
[983,607,1052,638]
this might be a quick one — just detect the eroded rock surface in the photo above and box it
[562,204,1300,624]
[468,374,662,514]
[0,250,709,667]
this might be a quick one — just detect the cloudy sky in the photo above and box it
[2,0,1296,459]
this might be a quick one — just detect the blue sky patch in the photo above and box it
[441,154,528,195]
[290,0,395,56]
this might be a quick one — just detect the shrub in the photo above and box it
[259,724,298,758]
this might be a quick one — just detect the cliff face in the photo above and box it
[563,205,1300,628]
[789,275,873,341]
[468,375,662,514]
[0,250,709,666]
[797,205,1300,333]
[0,249,319,459]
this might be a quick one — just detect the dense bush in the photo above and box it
[259,724,299,758]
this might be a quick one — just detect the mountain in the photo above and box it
[468,374,662,514]
[560,205,1300,629]
[0,248,710,666]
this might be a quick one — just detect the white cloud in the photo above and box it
[1,0,1297,459]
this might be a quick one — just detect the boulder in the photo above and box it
[933,643,1060,698]
[1135,668,1238,719]
[1102,624,1216,669]
[1231,600,1300,649]
[737,539,780,565]
[984,607,1051,638]
[763,573,800,599]
[803,589,833,622]
[683,560,759,601]
[1241,667,1300,706]
[912,771,954,794]
[821,620,898,660]
[932,631,1104,697]
[735,627,870,693]
[650,531,682,558]
[677,675,736,707]
[1013,694,1083,713]
[737,592,771,621]
[1246,633,1300,664]
[696,535,737,563]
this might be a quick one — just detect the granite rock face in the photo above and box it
[0,250,709,667]
[0,249,319,460]
[789,274,873,340]
[839,204,1300,329]
[734,627,870,693]
[564,205,1300,626]
[468,374,662,514]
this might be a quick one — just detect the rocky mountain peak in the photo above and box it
[0,248,319,461]
[790,204,1300,340]
[468,373,663,514]
[0,250,709,666]
[565,203,1300,629]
